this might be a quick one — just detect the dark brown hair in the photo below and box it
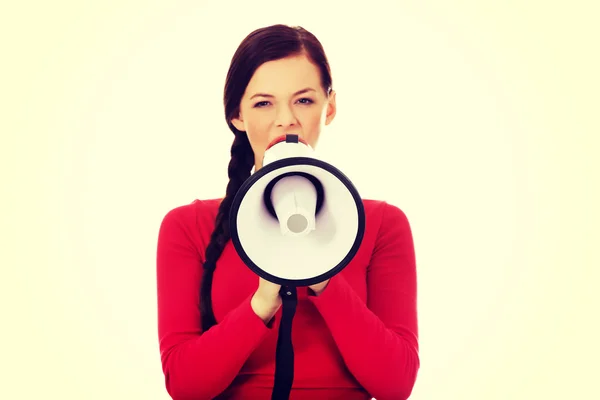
[200,24,333,331]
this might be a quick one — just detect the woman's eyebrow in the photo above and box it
[250,87,316,100]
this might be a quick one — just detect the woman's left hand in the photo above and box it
[308,279,330,296]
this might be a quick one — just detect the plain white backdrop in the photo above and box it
[2,1,598,399]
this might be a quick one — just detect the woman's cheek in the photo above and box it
[246,124,270,156]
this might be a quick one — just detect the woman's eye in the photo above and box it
[253,98,313,108]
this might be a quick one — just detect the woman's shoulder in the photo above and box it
[362,198,408,217]
[161,198,221,218]
[159,198,223,232]
[361,198,412,235]
[157,198,224,253]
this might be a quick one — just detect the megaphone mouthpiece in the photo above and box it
[262,134,316,167]
[266,134,308,149]
[271,174,317,237]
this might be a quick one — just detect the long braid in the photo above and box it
[200,131,254,331]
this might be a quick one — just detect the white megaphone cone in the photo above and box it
[230,133,365,286]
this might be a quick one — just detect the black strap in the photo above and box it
[271,285,298,400]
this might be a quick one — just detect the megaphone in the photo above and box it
[229,133,366,400]
[230,134,366,286]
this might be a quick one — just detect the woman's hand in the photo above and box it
[308,279,330,296]
[251,276,330,324]
[251,277,282,324]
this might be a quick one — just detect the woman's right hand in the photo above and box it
[251,277,282,324]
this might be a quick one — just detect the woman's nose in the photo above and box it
[274,105,297,127]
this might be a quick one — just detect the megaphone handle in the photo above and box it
[271,285,298,400]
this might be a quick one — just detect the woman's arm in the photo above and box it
[307,202,420,400]
[156,205,273,400]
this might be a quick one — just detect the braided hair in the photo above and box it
[200,131,254,329]
[200,24,333,332]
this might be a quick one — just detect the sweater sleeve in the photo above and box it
[156,205,273,400]
[307,202,420,400]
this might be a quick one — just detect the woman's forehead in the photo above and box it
[246,56,321,95]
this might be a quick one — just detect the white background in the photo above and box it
[2,1,599,399]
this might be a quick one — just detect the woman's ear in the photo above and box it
[231,112,245,132]
[325,90,337,125]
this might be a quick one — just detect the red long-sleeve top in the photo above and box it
[156,198,419,400]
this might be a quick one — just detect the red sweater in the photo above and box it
[156,198,419,400]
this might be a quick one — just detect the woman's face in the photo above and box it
[231,53,336,170]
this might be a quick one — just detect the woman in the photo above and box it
[156,24,419,400]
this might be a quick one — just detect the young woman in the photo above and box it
[156,24,420,400]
